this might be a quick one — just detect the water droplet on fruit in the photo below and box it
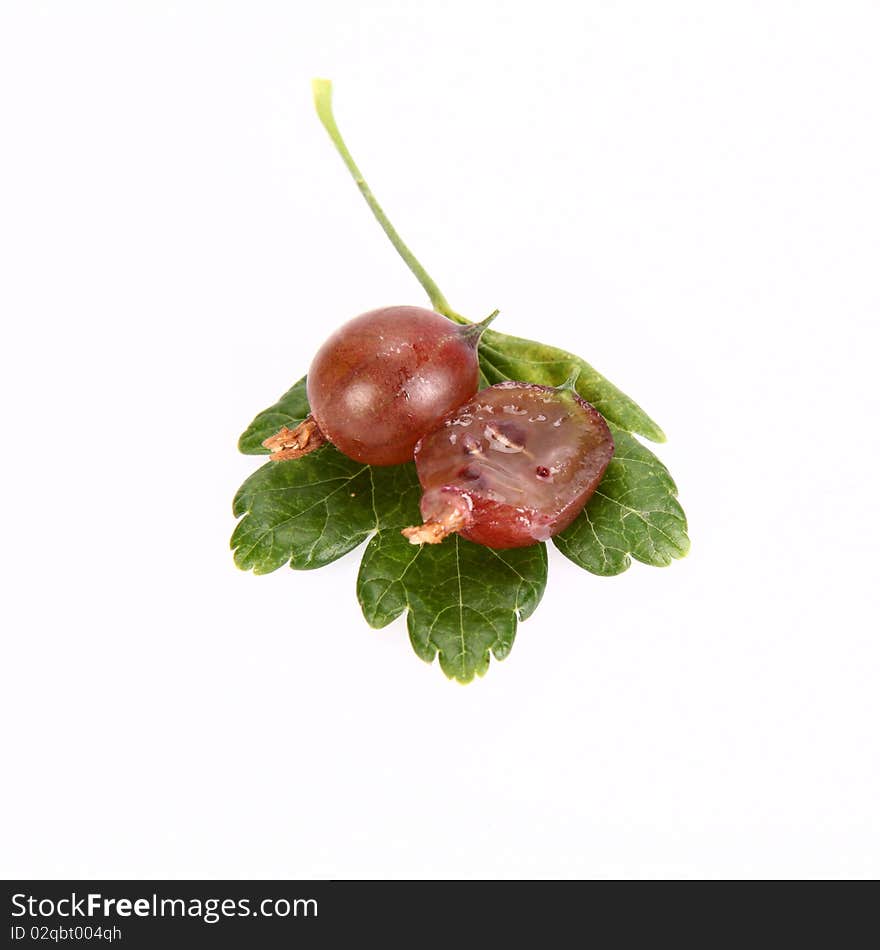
[461,434,482,455]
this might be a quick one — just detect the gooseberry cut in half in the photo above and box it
[403,379,615,549]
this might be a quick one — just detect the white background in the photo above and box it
[2,1,878,879]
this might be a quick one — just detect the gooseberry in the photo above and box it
[263,305,493,466]
[403,379,614,549]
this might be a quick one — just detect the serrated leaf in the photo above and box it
[232,449,417,572]
[237,377,309,455]
[553,424,689,575]
[478,329,666,443]
[358,527,548,684]
[231,448,369,573]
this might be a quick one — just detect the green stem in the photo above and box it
[312,79,466,323]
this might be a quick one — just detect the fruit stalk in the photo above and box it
[312,79,467,324]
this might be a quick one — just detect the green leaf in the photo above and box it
[553,424,689,575]
[232,449,369,573]
[358,529,548,684]
[231,448,416,573]
[478,329,666,443]
[237,377,309,455]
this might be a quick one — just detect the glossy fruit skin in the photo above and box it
[306,306,482,466]
[412,381,615,548]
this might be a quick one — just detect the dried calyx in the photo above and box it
[262,416,326,461]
